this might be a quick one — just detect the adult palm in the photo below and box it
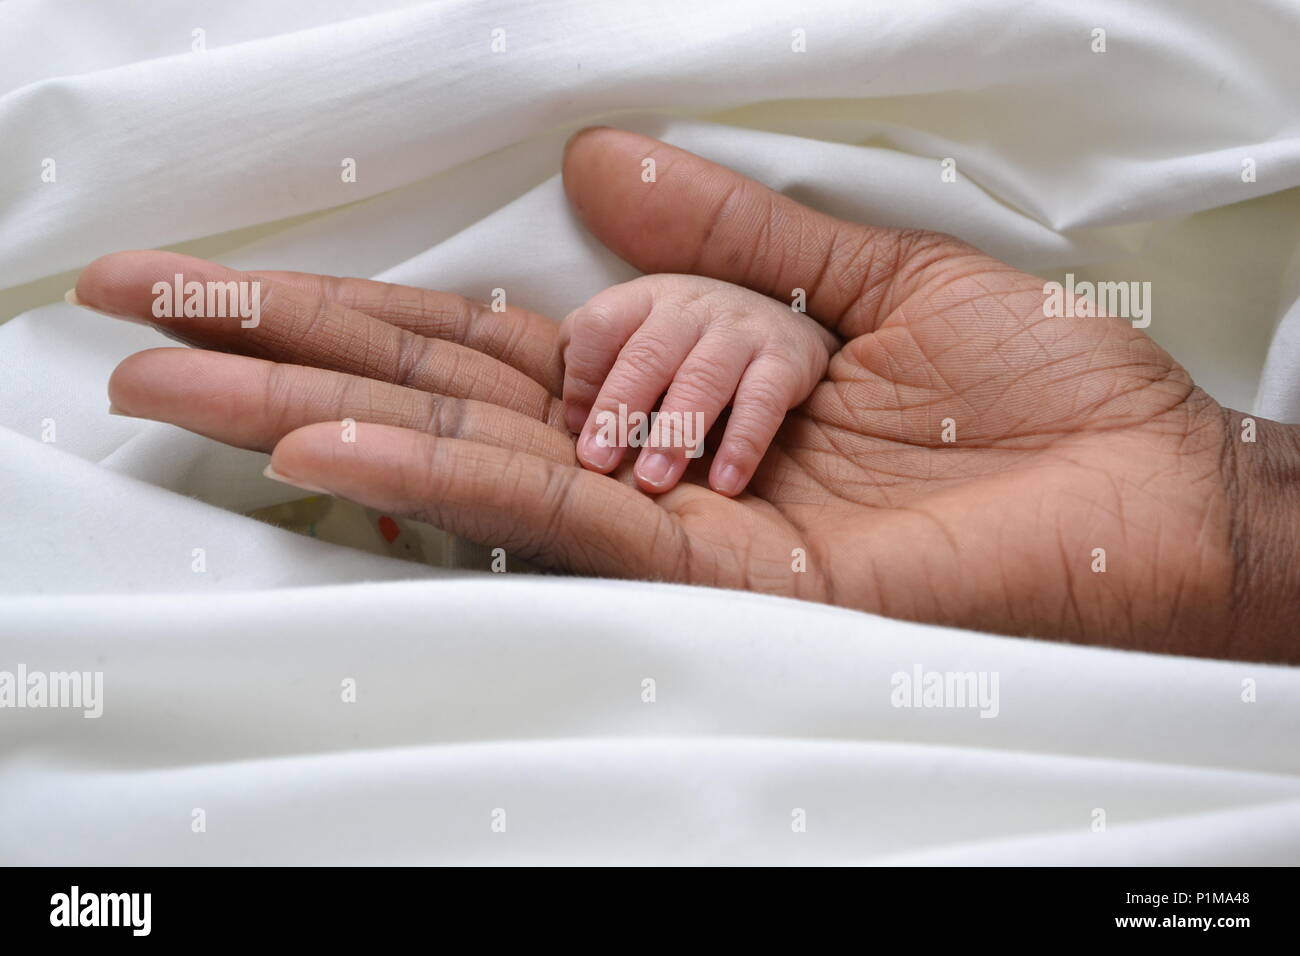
[83,129,1287,659]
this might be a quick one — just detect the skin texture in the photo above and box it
[73,128,1298,662]
[561,273,835,496]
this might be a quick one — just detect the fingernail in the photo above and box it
[564,403,587,433]
[263,465,332,496]
[638,452,673,486]
[714,464,743,496]
[107,404,133,417]
[579,432,618,471]
[65,286,152,326]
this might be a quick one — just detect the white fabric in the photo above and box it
[1,0,1298,865]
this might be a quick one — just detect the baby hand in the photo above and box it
[559,274,837,496]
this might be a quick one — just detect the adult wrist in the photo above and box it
[1222,408,1300,663]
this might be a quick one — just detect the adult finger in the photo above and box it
[71,251,558,422]
[255,270,564,395]
[108,348,575,463]
[265,421,690,579]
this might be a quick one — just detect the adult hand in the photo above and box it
[76,129,1299,661]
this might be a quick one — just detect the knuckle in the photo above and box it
[662,384,715,417]
[740,369,791,410]
[723,424,768,464]
[613,338,671,381]
[562,343,612,393]
[563,371,601,407]
[677,289,733,326]
[427,394,470,440]
[534,461,582,548]
[262,363,305,434]
[391,331,436,388]
[379,281,434,328]
[567,298,626,344]
[667,358,733,408]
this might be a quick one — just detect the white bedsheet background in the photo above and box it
[1,0,1298,864]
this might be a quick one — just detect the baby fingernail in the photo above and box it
[715,464,743,495]
[638,453,673,486]
[579,432,617,470]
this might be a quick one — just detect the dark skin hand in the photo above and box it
[71,128,1300,662]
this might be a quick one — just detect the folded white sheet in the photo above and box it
[4,580,1299,865]
[1,0,1297,865]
